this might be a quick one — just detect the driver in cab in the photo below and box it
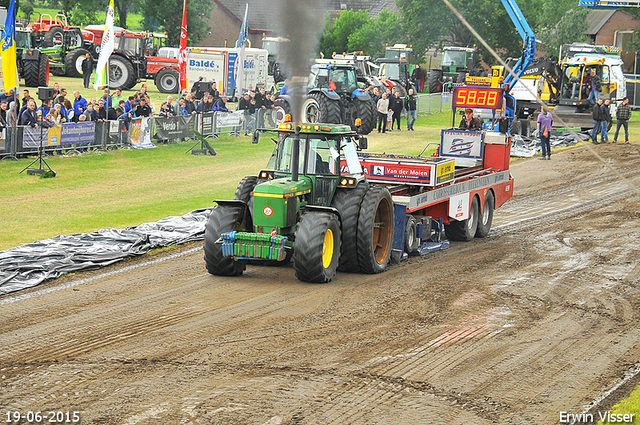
[459,108,482,131]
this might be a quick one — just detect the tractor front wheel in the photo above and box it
[204,204,249,276]
[293,212,341,283]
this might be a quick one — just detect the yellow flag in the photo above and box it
[0,0,19,92]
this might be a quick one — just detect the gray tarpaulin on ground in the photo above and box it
[0,208,212,296]
[511,129,591,158]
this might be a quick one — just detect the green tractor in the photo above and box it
[428,46,481,93]
[203,123,394,283]
[37,30,90,78]
[0,25,50,87]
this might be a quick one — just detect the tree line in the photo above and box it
[321,0,640,65]
[2,0,638,60]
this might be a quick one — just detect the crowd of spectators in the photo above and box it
[0,78,282,137]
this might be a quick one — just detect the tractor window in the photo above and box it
[442,50,466,67]
[275,136,307,174]
[276,135,339,175]
[306,137,338,175]
[329,68,356,92]
[309,67,328,89]
[14,31,31,49]
[379,63,400,80]
[117,37,140,55]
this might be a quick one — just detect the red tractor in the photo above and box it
[27,13,84,48]
[82,26,168,90]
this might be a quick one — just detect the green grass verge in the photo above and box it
[597,384,640,424]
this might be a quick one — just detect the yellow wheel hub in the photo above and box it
[322,229,334,269]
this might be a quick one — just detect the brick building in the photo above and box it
[586,9,640,73]
[198,0,398,49]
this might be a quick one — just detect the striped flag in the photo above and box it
[94,0,115,90]
[235,3,248,94]
[178,0,188,92]
[0,0,19,92]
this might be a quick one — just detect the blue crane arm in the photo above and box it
[500,0,536,88]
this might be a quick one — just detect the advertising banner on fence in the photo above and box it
[48,125,61,146]
[61,122,95,146]
[216,111,242,128]
[130,117,155,148]
[154,115,194,140]
[22,126,49,149]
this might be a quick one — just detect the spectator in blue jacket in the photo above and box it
[212,96,229,112]
[73,91,88,122]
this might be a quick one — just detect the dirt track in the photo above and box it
[2,143,640,425]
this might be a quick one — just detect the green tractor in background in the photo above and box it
[428,46,483,93]
[13,27,49,87]
[203,123,394,283]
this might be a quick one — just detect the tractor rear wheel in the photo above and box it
[64,48,89,78]
[357,186,394,274]
[293,212,341,283]
[273,98,291,125]
[38,54,49,87]
[109,56,136,90]
[354,98,376,135]
[22,59,40,87]
[156,68,180,94]
[475,191,494,238]
[428,69,443,93]
[204,204,248,276]
[330,182,369,272]
[44,27,64,46]
[317,94,341,124]
[445,195,479,241]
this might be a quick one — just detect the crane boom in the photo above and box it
[500,0,536,89]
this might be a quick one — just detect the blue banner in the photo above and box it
[60,122,95,145]
[226,52,237,96]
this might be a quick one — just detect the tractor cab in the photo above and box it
[308,64,358,95]
[253,123,362,226]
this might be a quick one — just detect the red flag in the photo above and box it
[178,0,188,92]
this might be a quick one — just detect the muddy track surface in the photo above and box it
[2,143,640,425]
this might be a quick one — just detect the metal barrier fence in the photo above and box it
[0,111,264,159]
[0,96,455,158]
[625,74,640,109]
[417,91,452,116]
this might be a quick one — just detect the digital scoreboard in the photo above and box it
[453,86,503,110]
